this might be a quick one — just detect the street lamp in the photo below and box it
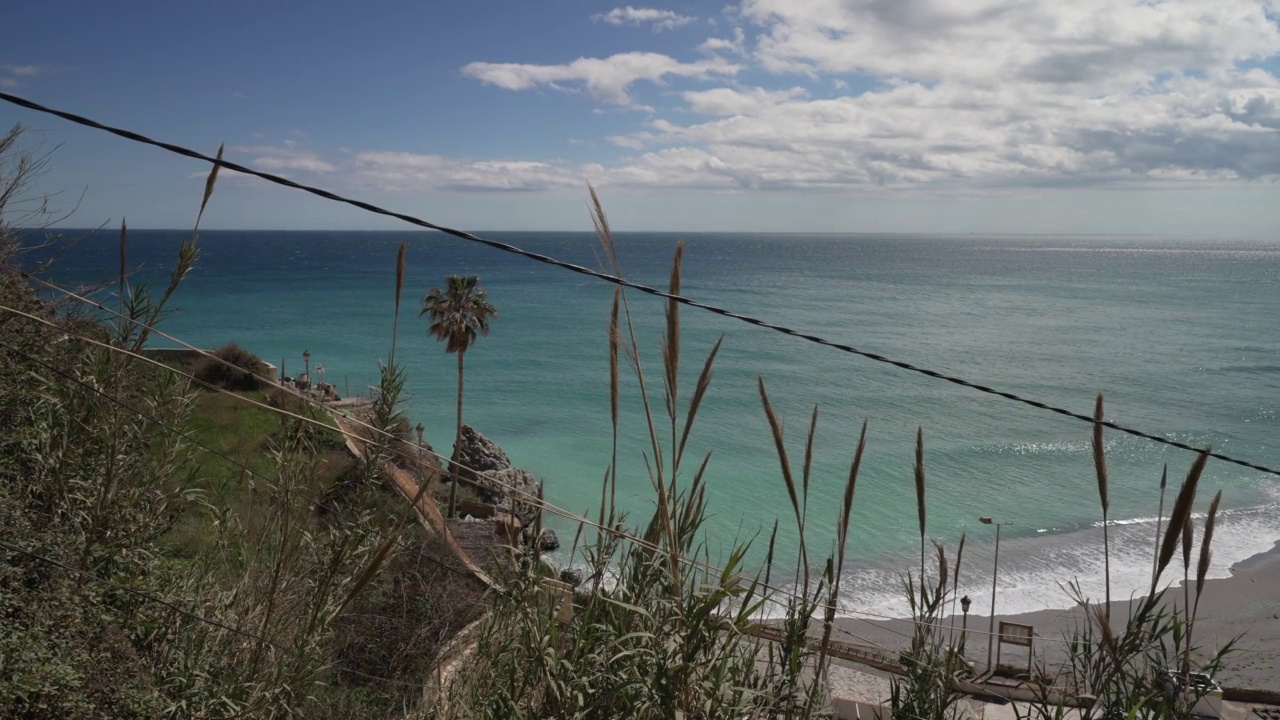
[979,516,1012,672]
[302,350,311,388]
[960,595,972,650]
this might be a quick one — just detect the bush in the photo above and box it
[193,343,266,391]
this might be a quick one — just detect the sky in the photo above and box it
[2,0,1280,235]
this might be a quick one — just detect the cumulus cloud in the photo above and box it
[350,151,595,192]
[741,0,1280,86]
[584,0,1280,189]
[0,63,48,88]
[461,52,739,106]
[681,86,807,115]
[593,6,696,31]
[231,145,337,174]
[201,144,596,193]
[240,0,1280,195]
[698,27,747,55]
[604,70,1280,188]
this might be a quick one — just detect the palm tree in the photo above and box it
[421,275,498,518]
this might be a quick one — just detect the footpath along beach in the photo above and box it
[837,541,1280,690]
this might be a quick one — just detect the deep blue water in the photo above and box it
[30,229,1280,617]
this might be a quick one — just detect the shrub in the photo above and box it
[194,343,266,391]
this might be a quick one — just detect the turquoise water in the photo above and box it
[38,230,1280,617]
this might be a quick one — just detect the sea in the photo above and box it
[28,229,1280,620]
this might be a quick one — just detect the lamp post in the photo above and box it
[302,350,311,388]
[980,516,1012,672]
[960,595,971,649]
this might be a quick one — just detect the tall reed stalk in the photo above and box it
[915,426,927,583]
[1092,394,1111,615]
[1151,465,1167,587]
[1187,490,1222,671]
[758,378,810,590]
[390,240,406,365]
[949,532,966,643]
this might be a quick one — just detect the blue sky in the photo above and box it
[3,0,1280,234]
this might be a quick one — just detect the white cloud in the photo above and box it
[604,69,1280,188]
[231,145,336,173]
[741,0,1280,86]
[2,65,42,76]
[209,1,1280,199]
[0,63,48,88]
[189,148,596,193]
[698,27,747,55]
[597,0,1280,190]
[449,0,1280,190]
[461,52,739,106]
[593,6,696,31]
[350,151,596,192]
[681,86,807,115]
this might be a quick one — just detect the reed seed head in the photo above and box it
[1155,449,1208,585]
[1195,490,1222,599]
[394,240,406,314]
[914,426,926,540]
[609,288,620,426]
[196,143,223,230]
[1092,393,1109,515]
[1181,511,1194,571]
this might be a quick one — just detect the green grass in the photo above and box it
[162,388,358,562]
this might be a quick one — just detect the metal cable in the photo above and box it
[2,90,1275,477]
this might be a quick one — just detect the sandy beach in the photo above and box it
[834,541,1280,690]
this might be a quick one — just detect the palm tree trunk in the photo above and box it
[448,349,465,518]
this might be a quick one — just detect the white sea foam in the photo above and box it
[758,502,1280,622]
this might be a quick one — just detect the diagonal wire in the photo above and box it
[1,90,1275,478]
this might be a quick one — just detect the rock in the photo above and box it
[558,567,583,587]
[485,467,538,501]
[465,465,540,518]
[494,512,522,546]
[536,528,560,553]
[454,425,511,483]
[449,426,546,523]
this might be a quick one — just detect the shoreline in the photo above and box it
[833,540,1280,689]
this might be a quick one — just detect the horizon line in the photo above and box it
[30,226,1239,239]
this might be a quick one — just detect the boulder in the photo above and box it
[484,467,537,499]
[494,512,522,546]
[558,567,583,587]
[536,528,560,553]
[453,425,511,482]
[463,467,537,522]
